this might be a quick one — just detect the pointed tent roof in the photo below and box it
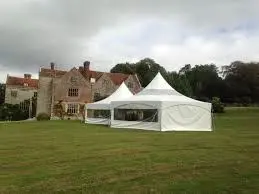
[137,72,181,96]
[86,82,133,110]
[110,72,210,106]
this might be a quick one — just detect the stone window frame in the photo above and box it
[20,101,29,111]
[33,92,37,98]
[67,104,79,114]
[11,90,18,98]
[68,88,79,97]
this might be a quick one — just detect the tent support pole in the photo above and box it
[211,112,215,131]
[159,109,162,132]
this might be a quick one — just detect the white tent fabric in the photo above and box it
[85,82,133,125]
[110,72,212,131]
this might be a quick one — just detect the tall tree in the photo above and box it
[111,58,167,87]
[165,71,193,97]
[0,84,5,105]
[110,62,135,74]
[182,64,223,101]
[222,61,259,104]
[135,58,167,87]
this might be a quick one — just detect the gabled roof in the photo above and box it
[40,66,138,86]
[79,69,104,81]
[107,73,129,85]
[6,76,38,89]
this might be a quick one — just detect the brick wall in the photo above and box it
[53,68,91,103]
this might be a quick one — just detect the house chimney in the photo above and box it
[50,62,55,70]
[83,61,90,71]
[24,74,31,79]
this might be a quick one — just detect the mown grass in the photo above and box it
[0,108,259,193]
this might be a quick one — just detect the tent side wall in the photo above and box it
[84,104,111,125]
[161,101,212,131]
[86,117,109,125]
[110,101,161,131]
[110,120,160,131]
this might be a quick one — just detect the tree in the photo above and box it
[222,61,259,104]
[183,64,223,101]
[110,62,135,74]
[0,84,5,105]
[135,58,167,87]
[165,71,193,97]
[179,64,191,75]
[212,97,224,113]
[111,58,167,87]
[110,58,259,105]
[0,103,28,121]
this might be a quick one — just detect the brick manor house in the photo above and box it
[5,61,142,119]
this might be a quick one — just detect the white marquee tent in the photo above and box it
[85,82,133,125]
[110,72,212,131]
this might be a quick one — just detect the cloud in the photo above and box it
[0,0,259,82]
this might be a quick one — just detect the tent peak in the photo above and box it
[137,72,182,96]
[145,72,173,90]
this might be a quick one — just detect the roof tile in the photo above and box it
[6,76,38,88]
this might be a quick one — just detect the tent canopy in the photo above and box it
[110,72,212,131]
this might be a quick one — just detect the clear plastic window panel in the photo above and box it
[87,109,111,119]
[114,109,158,122]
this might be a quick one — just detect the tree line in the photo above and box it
[111,58,259,106]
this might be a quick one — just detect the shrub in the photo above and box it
[241,96,252,107]
[0,103,28,121]
[212,97,225,113]
[36,112,50,121]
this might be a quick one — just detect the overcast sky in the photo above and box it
[1,0,259,82]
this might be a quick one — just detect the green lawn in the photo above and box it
[1,108,259,193]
